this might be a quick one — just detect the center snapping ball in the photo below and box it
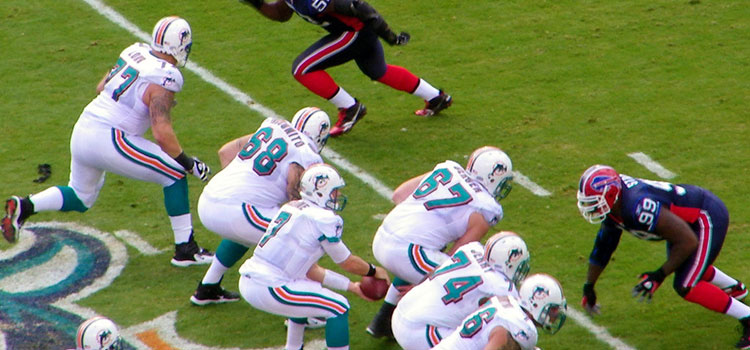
[360,276,388,300]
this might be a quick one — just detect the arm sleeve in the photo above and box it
[332,0,392,37]
[316,214,351,263]
[588,222,623,267]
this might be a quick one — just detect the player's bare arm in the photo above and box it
[144,84,183,157]
[448,212,490,255]
[339,255,389,283]
[391,172,428,204]
[654,208,699,275]
[485,327,521,350]
[95,71,109,94]
[286,163,304,201]
[218,134,252,168]
[240,0,294,21]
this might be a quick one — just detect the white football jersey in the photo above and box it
[202,118,323,206]
[81,42,184,136]
[239,199,350,285]
[432,295,538,350]
[380,161,503,249]
[395,242,518,329]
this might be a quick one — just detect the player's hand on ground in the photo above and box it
[582,282,601,315]
[349,281,376,302]
[632,268,666,303]
[190,157,211,182]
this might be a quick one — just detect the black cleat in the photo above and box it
[415,90,452,117]
[171,236,213,267]
[190,282,241,305]
[329,100,367,137]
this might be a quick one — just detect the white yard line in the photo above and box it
[628,152,677,179]
[79,1,623,349]
[113,230,164,255]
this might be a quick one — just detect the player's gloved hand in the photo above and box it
[189,157,211,182]
[384,30,410,46]
[582,282,601,315]
[632,268,666,303]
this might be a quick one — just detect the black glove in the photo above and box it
[239,0,263,9]
[582,282,601,315]
[189,157,211,182]
[632,268,666,303]
[384,31,410,46]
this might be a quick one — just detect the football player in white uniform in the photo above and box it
[392,232,530,350]
[1,16,214,266]
[238,164,389,350]
[367,146,514,338]
[432,274,567,350]
[190,107,330,305]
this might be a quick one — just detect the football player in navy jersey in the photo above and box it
[239,0,452,137]
[577,164,750,349]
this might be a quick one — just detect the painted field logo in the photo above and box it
[0,222,129,350]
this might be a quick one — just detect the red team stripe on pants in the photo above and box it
[684,210,713,288]
[293,31,357,76]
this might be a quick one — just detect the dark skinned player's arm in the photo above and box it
[240,0,294,22]
[653,208,699,276]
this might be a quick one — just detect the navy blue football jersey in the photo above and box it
[604,174,711,241]
[284,0,365,33]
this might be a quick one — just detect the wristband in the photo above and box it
[366,263,376,277]
[173,151,195,171]
[323,269,351,291]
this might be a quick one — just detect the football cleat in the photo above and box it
[415,90,452,117]
[171,236,213,267]
[190,282,241,305]
[2,196,28,244]
[737,317,750,349]
[725,282,749,301]
[365,303,395,339]
[284,317,327,329]
[329,100,366,137]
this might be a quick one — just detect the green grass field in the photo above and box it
[1,0,749,349]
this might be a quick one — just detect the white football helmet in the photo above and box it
[518,274,567,335]
[76,316,122,350]
[292,107,331,153]
[466,146,513,202]
[299,163,347,211]
[484,231,530,286]
[150,16,192,67]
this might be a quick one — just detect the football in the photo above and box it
[360,276,389,300]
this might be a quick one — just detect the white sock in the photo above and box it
[726,298,750,320]
[29,187,64,212]
[328,346,349,350]
[285,320,305,350]
[383,284,402,305]
[169,213,193,243]
[412,79,440,101]
[201,257,229,284]
[329,88,356,109]
[708,266,739,289]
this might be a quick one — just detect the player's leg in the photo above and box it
[673,202,750,348]
[292,32,366,137]
[354,31,452,117]
[3,120,106,243]
[191,197,272,305]
[392,309,441,350]
[239,277,351,350]
[105,128,212,266]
